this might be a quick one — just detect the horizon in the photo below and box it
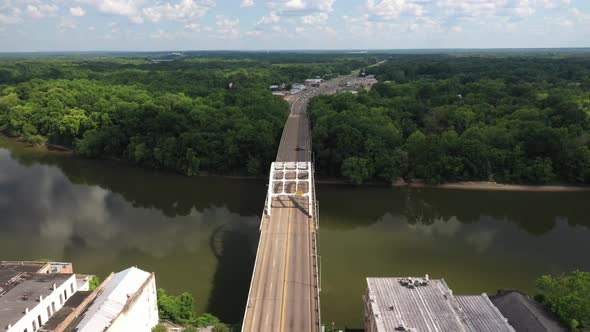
[1,0,589,52]
[2,47,590,55]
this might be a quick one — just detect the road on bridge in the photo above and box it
[241,74,354,332]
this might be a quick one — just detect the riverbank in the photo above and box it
[393,180,590,192]
[3,135,589,192]
[313,178,590,192]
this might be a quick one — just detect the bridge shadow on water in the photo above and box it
[205,222,259,325]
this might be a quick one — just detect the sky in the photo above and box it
[0,0,589,52]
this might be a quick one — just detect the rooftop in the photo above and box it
[366,277,514,332]
[0,273,73,328]
[490,290,566,332]
[456,295,514,332]
[40,291,92,331]
[0,261,49,293]
[74,267,151,332]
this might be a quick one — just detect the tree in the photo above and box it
[195,313,220,327]
[341,157,372,185]
[535,271,590,331]
[212,323,229,332]
[151,324,167,332]
[89,275,101,291]
[24,134,47,146]
[157,288,197,324]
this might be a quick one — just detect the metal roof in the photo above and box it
[74,267,151,332]
[366,277,515,332]
[456,295,515,332]
[490,290,566,332]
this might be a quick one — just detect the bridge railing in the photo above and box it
[311,162,322,332]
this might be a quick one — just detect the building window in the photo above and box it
[32,320,37,331]
[47,306,51,317]
[59,294,63,305]
[63,289,68,301]
[70,283,74,294]
[52,302,56,313]
[24,329,28,332]
[38,315,42,328]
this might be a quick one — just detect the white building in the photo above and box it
[290,83,307,94]
[74,267,158,332]
[1,273,79,332]
[304,78,324,87]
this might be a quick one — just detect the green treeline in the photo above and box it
[310,55,590,185]
[156,288,228,331]
[0,53,376,175]
[535,271,590,331]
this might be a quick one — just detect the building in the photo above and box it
[290,83,307,94]
[304,79,323,87]
[73,267,158,332]
[0,272,79,332]
[490,290,566,332]
[364,277,515,332]
[1,262,158,332]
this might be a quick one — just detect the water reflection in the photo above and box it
[318,185,590,234]
[2,137,590,327]
[0,141,262,324]
[317,185,590,328]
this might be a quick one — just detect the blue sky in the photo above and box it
[0,0,589,52]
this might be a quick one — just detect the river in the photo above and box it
[1,136,589,328]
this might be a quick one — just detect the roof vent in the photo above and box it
[39,295,43,302]
[387,305,394,311]
[52,283,57,290]
[24,308,29,314]
[7,324,12,329]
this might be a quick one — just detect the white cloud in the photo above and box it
[366,0,425,20]
[240,0,254,8]
[59,17,78,29]
[215,15,240,38]
[76,0,143,23]
[69,6,86,16]
[143,0,215,23]
[184,22,201,31]
[266,0,335,15]
[541,0,571,9]
[301,12,328,25]
[436,0,544,19]
[27,3,59,19]
[256,11,280,25]
[0,3,22,25]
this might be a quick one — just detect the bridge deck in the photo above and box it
[242,91,319,332]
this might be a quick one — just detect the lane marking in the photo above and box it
[279,202,293,332]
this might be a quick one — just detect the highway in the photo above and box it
[242,79,350,332]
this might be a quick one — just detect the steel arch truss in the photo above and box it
[266,162,313,217]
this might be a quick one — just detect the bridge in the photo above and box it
[241,75,348,331]
[242,73,359,332]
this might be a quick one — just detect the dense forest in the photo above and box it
[310,55,590,185]
[0,52,377,175]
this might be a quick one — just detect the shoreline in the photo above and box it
[393,180,590,192]
[3,135,589,192]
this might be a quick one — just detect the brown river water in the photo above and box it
[1,136,589,328]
